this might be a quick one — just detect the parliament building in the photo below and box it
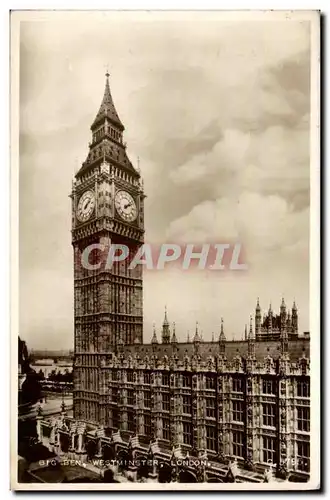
[37,74,310,484]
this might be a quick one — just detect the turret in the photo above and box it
[255,297,261,340]
[193,322,201,353]
[280,297,287,336]
[286,311,291,334]
[248,315,255,358]
[151,323,158,345]
[171,322,178,345]
[162,306,171,344]
[267,303,273,335]
[292,301,298,336]
[219,318,226,356]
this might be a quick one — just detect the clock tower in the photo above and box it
[71,73,144,423]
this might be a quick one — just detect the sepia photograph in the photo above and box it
[11,10,320,490]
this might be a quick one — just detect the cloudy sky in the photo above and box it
[19,12,312,349]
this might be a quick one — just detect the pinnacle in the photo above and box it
[91,73,124,130]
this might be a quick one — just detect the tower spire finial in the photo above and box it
[193,321,200,342]
[249,315,254,337]
[163,305,169,325]
[151,322,158,344]
[248,315,255,358]
[162,305,170,343]
[219,318,226,355]
[171,322,177,344]
[91,71,124,131]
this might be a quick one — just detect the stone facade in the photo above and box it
[39,328,310,482]
[38,74,311,484]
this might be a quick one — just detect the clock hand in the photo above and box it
[124,202,132,209]
[84,200,90,210]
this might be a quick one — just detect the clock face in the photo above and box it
[115,190,137,222]
[76,190,96,222]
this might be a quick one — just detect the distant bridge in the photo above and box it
[29,350,74,363]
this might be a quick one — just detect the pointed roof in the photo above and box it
[171,323,178,344]
[193,321,200,342]
[219,318,226,343]
[151,323,158,344]
[248,315,255,358]
[248,315,254,340]
[163,306,169,327]
[256,297,261,312]
[91,72,124,131]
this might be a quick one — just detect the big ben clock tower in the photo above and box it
[71,73,144,423]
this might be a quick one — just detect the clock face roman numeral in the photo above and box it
[77,190,96,222]
[115,190,137,222]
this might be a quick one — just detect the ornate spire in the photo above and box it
[249,316,253,337]
[291,300,298,335]
[91,72,124,131]
[162,306,170,344]
[245,324,248,341]
[171,322,178,344]
[219,318,226,342]
[163,305,169,326]
[267,302,273,334]
[151,323,158,344]
[193,321,200,343]
[256,297,261,312]
[248,315,255,358]
[187,331,190,343]
[211,332,215,343]
[219,318,226,356]
[281,316,288,355]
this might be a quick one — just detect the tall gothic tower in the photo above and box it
[71,74,144,422]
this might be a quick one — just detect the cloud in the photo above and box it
[167,191,308,258]
[170,117,309,209]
